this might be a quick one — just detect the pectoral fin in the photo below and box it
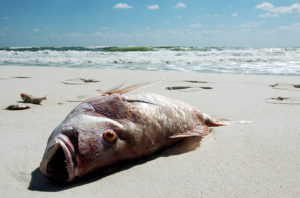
[169,125,211,139]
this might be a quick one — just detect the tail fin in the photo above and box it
[202,113,252,127]
[205,120,252,127]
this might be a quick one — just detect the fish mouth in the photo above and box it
[44,134,77,182]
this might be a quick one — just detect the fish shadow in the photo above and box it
[28,136,203,192]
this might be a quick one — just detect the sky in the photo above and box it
[0,0,300,47]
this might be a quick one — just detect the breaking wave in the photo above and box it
[0,46,300,76]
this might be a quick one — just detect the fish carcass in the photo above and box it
[40,84,229,182]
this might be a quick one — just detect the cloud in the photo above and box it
[174,2,186,8]
[278,23,300,31]
[256,2,274,12]
[241,21,264,28]
[148,4,159,10]
[33,29,40,32]
[114,3,132,9]
[258,13,279,18]
[3,16,8,20]
[189,23,202,28]
[232,13,238,17]
[256,2,300,14]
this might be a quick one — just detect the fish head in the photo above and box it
[40,99,135,182]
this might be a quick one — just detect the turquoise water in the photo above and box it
[1,46,300,76]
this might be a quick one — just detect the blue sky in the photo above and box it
[0,0,300,47]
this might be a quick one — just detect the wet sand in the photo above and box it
[0,66,299,197]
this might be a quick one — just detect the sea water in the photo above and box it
[0,46,300,76]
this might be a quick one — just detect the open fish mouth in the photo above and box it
[45,134,77,182]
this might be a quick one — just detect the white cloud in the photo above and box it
[114,3,132,9]
[148,4,159,10]
[189,23,202,28]
[258,13,279,18]
[256,2,274,12]
[256,2,300,14]
[174,2,186,8]
[33,28,40,32]
[241,21,264,28]
[278,23,300,31]
[3,16,8,20]
[232,13,238,17]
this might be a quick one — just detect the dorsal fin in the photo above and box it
[102,82,153,96]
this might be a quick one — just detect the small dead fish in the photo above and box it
[6,104,31,110]
[40,84,238,182]
[21,93,46,104]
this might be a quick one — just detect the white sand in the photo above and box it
[0,66,299,197]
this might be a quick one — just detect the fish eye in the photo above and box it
[103,130,117,143]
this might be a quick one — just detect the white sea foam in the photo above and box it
[0,47,300,75]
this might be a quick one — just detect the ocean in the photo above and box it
[0,46,300,76]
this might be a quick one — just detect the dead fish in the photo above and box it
[6,104,31,110]
[21,93,46,104]
[40,84,232,182]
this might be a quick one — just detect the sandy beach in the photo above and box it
[0,65,299,197]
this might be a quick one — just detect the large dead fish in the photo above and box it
[40,84,232,182]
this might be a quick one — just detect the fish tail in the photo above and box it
[206,120,230,127]
[201,113,252,127]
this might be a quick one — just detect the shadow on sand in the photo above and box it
[28,136,203,192]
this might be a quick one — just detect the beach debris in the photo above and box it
[40,83,249,182]
[11,76,31,79]
[166,86,212,90]
[166,86,191,90]
[6,104,31,110]
[20,93,46,104]
[269,83,278,88]
[271,96,289,101]
[62,79,85,85]
[62,78,100,85]
[200,87,213,89]
[79,78,99,83]
[269,83,300,91]
[183,80,208,84]
[265,97,300,105]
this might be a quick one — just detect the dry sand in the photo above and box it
[0,66,299,197]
